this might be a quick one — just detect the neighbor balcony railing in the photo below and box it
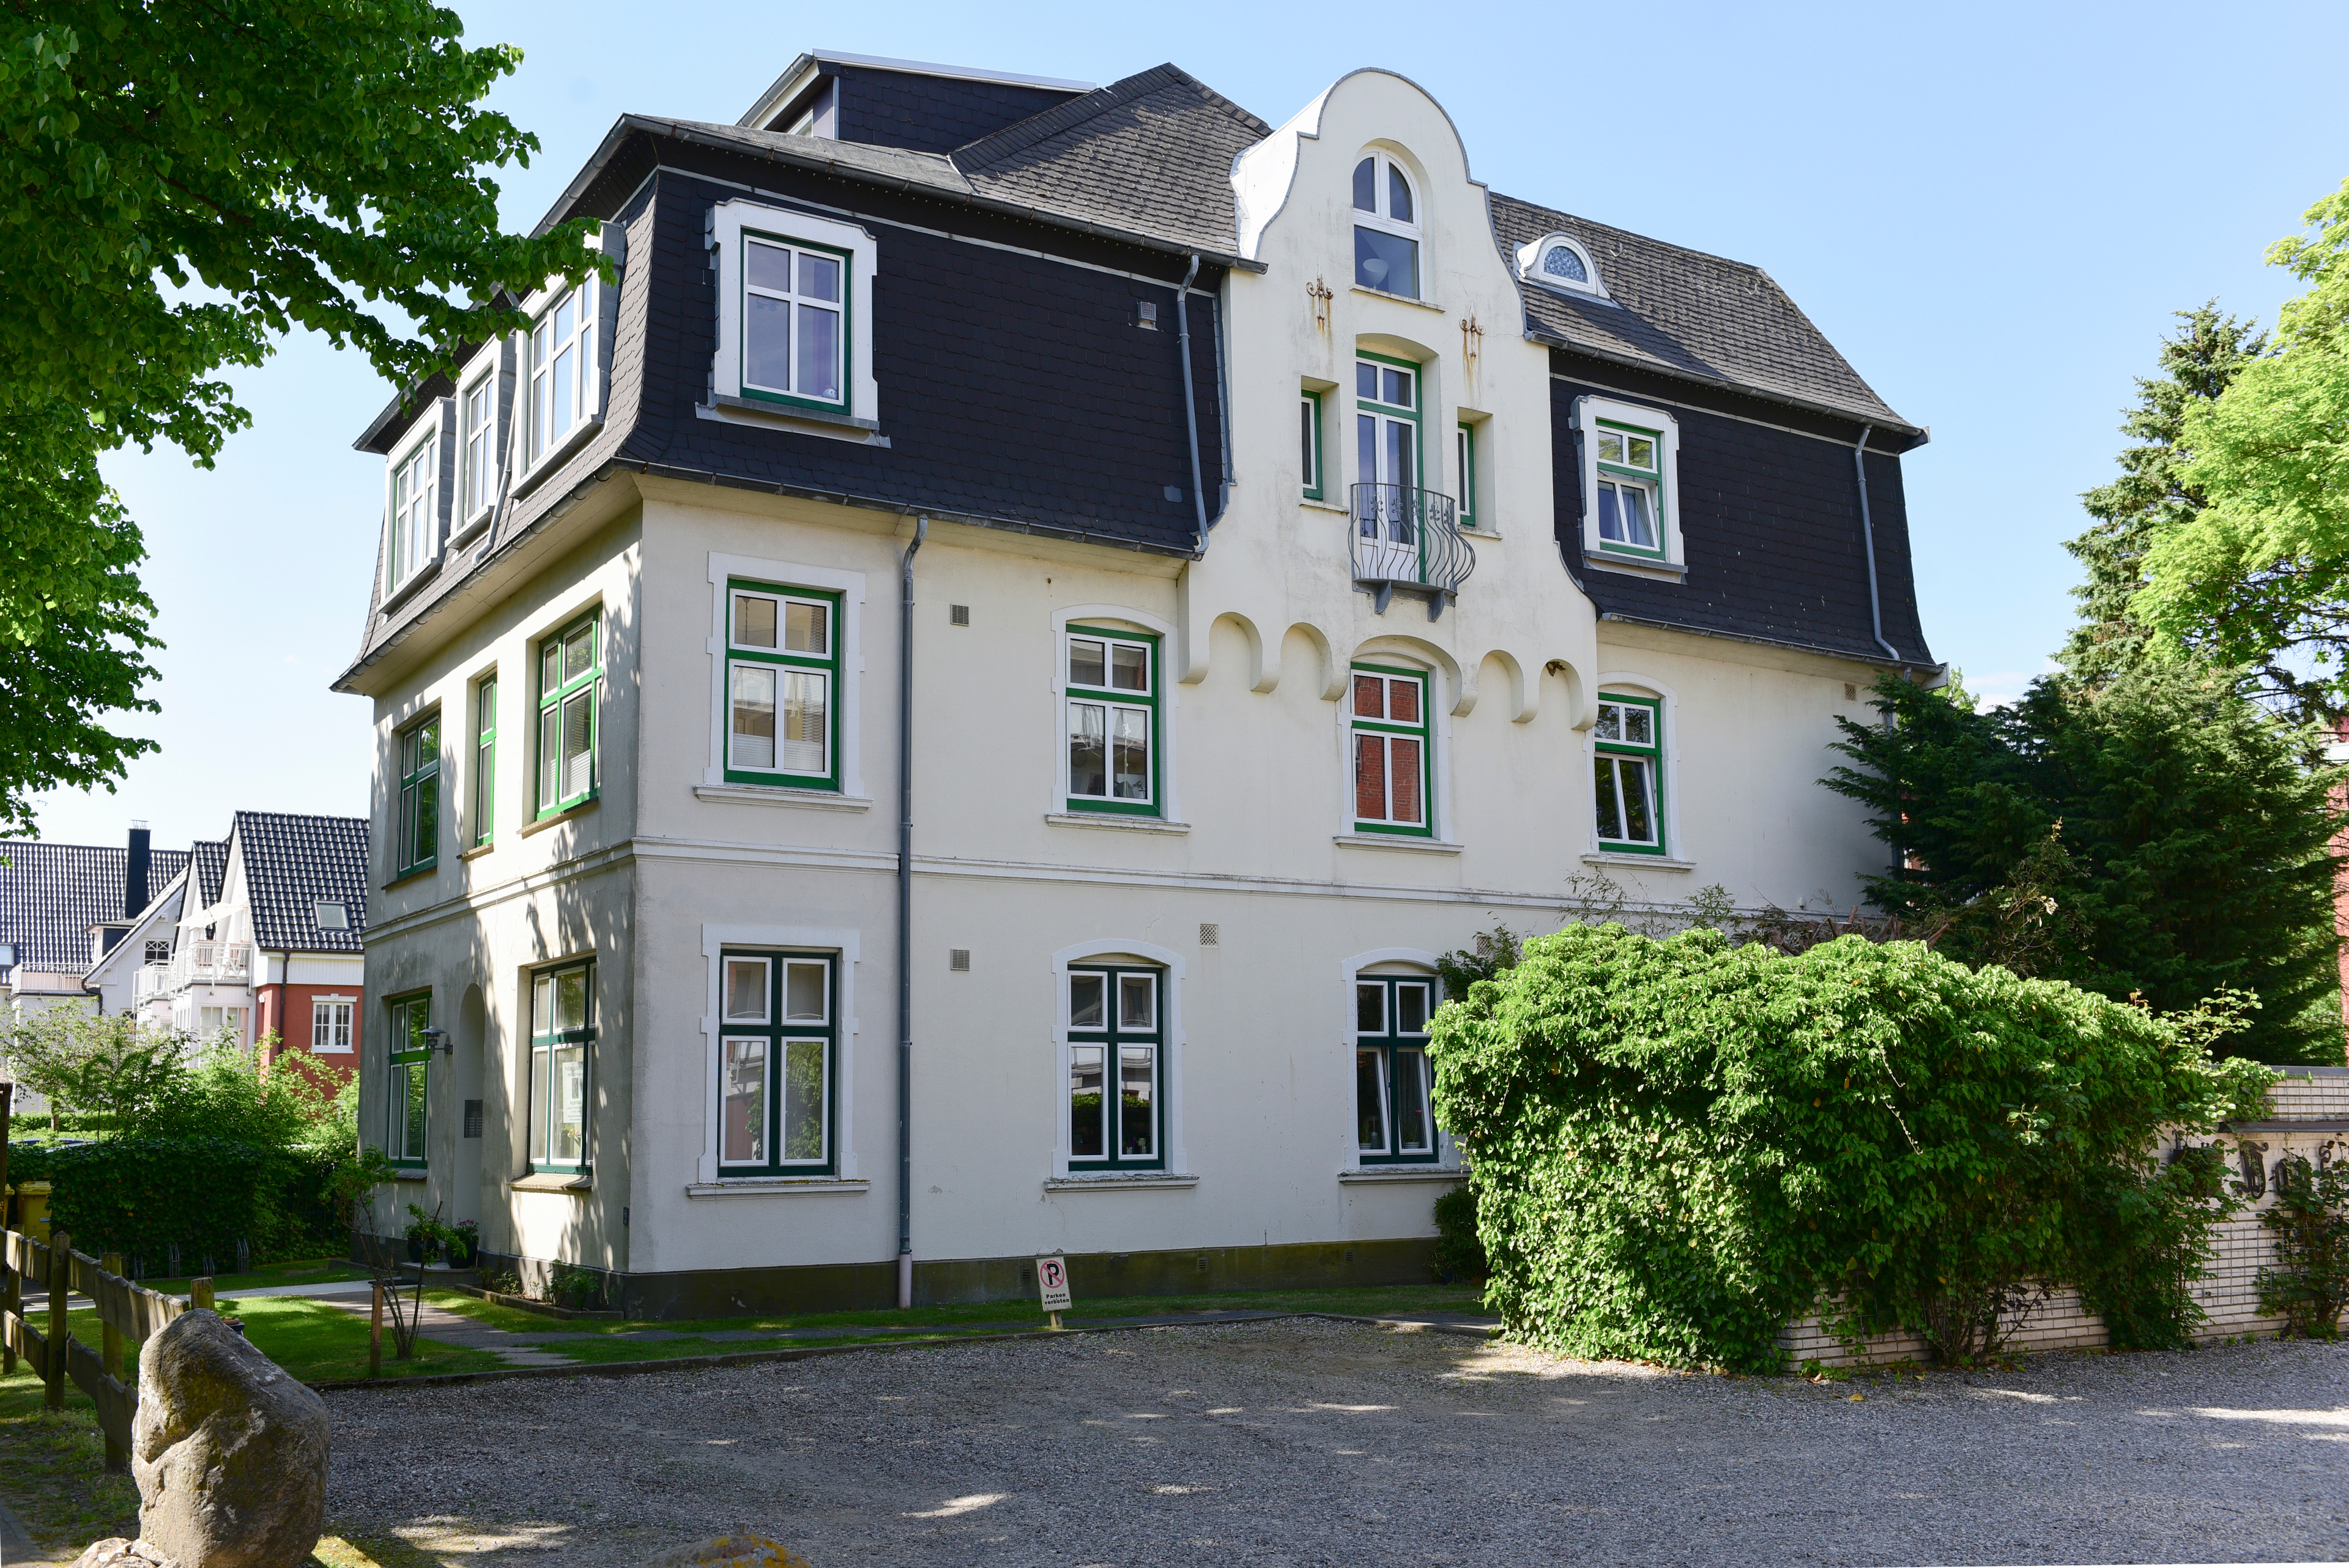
[1349,483,1475,619]
[154,942,250,995]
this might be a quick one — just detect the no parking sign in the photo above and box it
[1037,1254,1072,1314]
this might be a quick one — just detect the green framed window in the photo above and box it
[1301,389,1325,500]
[1064,626,1160,816]
[1356,974,1438,1164]
[725,580,841,789]
[1350,664,1432,836]
[395,713,440,879]
[718,949,838,1175]
[387,992,431,1169]
[1456,421,1479,530]
[528,960,593,1173]
[1068,965,1163,1170]
[1594,419,1666,559]
[473,676,497,849]
[1595,693,1665,853]
[740,230,852,415]
[536,611,601,817]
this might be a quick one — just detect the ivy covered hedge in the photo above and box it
[1427,924,2272,1372]
[37,1138,343,1263]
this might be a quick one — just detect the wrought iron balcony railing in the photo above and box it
[1349,483,1475,619]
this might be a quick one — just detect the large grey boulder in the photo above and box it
[132,1308,328,1567]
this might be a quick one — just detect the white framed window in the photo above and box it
[460,371,497,521]
[528,276,600,467]
[1515,232,1607,299]
[1064,626,1159,815]
[387,429,439,590]
[1574,396,1683,570]
[1594,692,1666,854]
[312,998,355,1054]
[143,939,171,965]
[708,199,880,423]
[725,581,839,787]
[1352,150,1421,299]
[1301,388,1325,500]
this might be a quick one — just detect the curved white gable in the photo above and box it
[1230,69,1486,262]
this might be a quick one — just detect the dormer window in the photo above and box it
[1517,232,1606,299]
[1352,152,1420,300]
[1575,396,1683,571]
[387,428,440,590]
[529,277,599,466]
[707,199,879,426]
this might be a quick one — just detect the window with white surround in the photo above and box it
[1516,232,1606,298]
[1356,973,1438,1164]
[1064,626,1159,816]
[387,431,438,591]
[529,960,595,1173]
[718,950,837,1174]
[1301,388,1325,500]
[312,998,354,1054]
[708,200,880,425]
[536,611,600,817]
[1067,964,1163,1170]
[528,276,599,467]
[460,371,497,520]
[726,580,840,789]
[1350,664,1431,836]
[1594,692,1666,854]
[1351,150,1420,299]
[1574,396,1683,569]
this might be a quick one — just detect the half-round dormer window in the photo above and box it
[1516,232,1605,299]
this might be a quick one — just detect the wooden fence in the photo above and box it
[2,1225,203,1472]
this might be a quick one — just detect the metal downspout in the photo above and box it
[1852,425,1899,663]
[896,516,926,1310]
[1173,255,1209,552]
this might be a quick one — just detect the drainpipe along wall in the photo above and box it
[1173,255,1209,551]
[897,516,926,1310]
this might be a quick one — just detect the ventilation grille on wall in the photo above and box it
[462,1099,484,1138]
[949,949,971,972]
[950,604,971,626]
[1199,923,1220,946]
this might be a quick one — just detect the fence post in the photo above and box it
[0,1077,12,1378]
[45,1228,69,1413]
[369,1279,384,1378]
[99,1251,128,1472]
[191,1277,215,1310]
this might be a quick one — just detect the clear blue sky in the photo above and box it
[32,0,2349,850]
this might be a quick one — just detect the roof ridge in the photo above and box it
[951,62,1268,176]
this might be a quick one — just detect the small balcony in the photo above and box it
[141,942,251,1000]
[1350,484,1476,620]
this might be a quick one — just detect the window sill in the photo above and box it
[448,509,495,554]
[695,783,873,812]
[1583,851,1698,872]
[1045,1172,1200,1192]
[510,1172,592,1193]
[710,392,877,431]
[1583,549,1686,582]
[1046,812,1192,835]
[685,1177,870,1197]
[1333,834,1463,855]
[381,864,438,891]
[1349,284,1445,313]
[460,842,495,861]
[379,559,444,617]
[510,418,605,502]
[1299,497,1351,515]
[697,399,891,448]
[519,797,599,837]
[392,1170,428,1184]
[1338,1166,1466,1184]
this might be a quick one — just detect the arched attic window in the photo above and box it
[1516,233,1606,299]
[1353,151,1420,299]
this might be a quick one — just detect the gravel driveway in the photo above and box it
[325,1319,2349,1567]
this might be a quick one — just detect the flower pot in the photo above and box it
[405,1235,425,1264]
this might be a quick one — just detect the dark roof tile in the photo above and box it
[0,842,190,980]
[228,813,369,954]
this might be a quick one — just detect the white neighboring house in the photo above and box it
[337,54,1938,1316]
[1,828,188,1113]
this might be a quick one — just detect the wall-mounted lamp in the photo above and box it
[420,1026,455,1057]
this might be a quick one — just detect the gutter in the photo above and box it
[1172,255,1209,552]
[1595,611,1938,674]
[1852,426,1901,664]
[896,516,926,1311]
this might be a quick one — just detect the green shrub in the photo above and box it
[1427,923,2272,1372]
[2258,1153,2349,1337]
[1430,1184,1487,1285]
[42,1137,344,1263]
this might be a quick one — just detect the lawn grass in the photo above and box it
[0,1362,139,1553]
[135,1257,373,1296]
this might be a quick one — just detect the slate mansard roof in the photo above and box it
[342,54,1928,680]
[0,841,190,981]
[228,812,368,955]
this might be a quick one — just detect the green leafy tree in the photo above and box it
[127,1028,333,1145]
[2061,304,2265,696]
[1825,672,2343,1063]
[2136,179,2349,715]
[0,0,601,823]
[0,1009,184,1128]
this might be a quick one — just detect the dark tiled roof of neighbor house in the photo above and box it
[190,838,229,910]
[229,813,369,955]
[0,841,190,981]
[1489,193,1914,434]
